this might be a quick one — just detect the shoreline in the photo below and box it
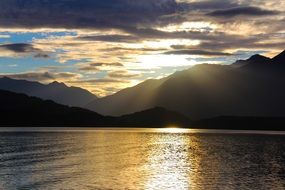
[1,127,285,135]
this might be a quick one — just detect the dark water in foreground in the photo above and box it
[1,128,285,190]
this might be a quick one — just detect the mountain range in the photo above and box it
[86,50,285,119]
[0,77,97,107]
[1,49,285,126]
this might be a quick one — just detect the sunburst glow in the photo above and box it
[136,54,197,69]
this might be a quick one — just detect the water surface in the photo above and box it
[0,128,285,189]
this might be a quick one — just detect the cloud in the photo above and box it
[0,71,80,82]
[78,62,124,72]
[68,77,135,96]
[0,43,38,53]
[104,47,167,52]
[89,62,124,67]
[0,34,10,38]
[187,35,285,52]
[181,1,240,10]
[0,0,178,30]
[163,49,233,56]
[120,27,250,43]
[74,27,231,43]
[68,78,134,97]
[0,43,49,58]
[78,66,100,72]
[207,6,279,18]
[34,53,49,58]
[70,78,124,84]
[77,35,141,43]
[108,70,141,78]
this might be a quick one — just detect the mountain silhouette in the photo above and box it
[0,90,106,127]
[116,107,191,127]
[232,54,271,68]
[0,90,190,127]
[87,49,285,120]
[272,50,285,64]
[0,77,97,107]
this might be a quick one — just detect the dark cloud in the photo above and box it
[90,62,124,67]
[207,6,279,18]
[0,43,49,58]
[0,0,178,29]
[0,43,38,53]
[121,26,234,42]
[171,45,189,49]
[188,35,285,52]
[77,35,140,43]
[168,31,285,53]
[78,27,195,41]
[0,71,79,81]
[163,49,233,56]
[181,1,239,10]
[121,27,176,39]
[34,53,49,58]
[1,1,281,46]
[101,47,167,52]
[119,26,262,45]
[79,62,123,71]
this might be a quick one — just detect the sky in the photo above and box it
[0,0,284,96]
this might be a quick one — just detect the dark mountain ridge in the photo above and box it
[232,54,271,68]
[117,107,191,127]
[236,50,285,70]
[0,90,190,127]
[0,77,97,107]
[0,90,106,127]
[272,50,285,64]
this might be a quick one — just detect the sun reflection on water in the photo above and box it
[78,130,199,189]
[162,127,193,133]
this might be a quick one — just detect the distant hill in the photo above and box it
[87,49,285,119]
[116,107,191,127]
[0,90,191,127]
[0,77,97,107]
[0,90,108,127]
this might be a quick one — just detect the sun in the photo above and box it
[160,127,191,133]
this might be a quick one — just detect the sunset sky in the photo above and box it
[0,0,284,96]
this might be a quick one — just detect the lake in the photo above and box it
[1,128,285,190]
